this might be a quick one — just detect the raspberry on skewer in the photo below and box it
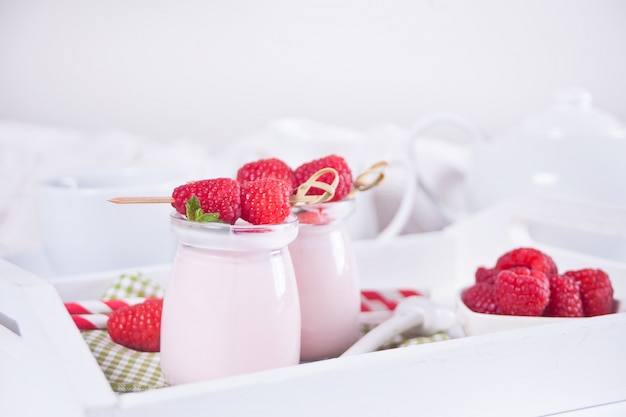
[171,178,241,224]
[294,155,353,202]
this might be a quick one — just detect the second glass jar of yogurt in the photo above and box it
[288,198,361,361]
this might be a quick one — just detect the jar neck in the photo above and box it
[170,212,299,251]
[177,244,288,259]
[293,198,356,226]
[297,220,346,233]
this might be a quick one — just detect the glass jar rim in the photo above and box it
[292,197,356,226]
[170,212,299,250]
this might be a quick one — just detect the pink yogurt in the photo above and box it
[160,213,301,385]
[289,199,361,361]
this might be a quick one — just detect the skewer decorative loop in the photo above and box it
[290,167,339,205]
[352,161,389,193]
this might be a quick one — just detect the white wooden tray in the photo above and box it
[2,195,626,416]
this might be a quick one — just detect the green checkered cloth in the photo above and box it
[83,330,167,392]
[81,273,448,393]
[81,272,168,393]
[101,272,164,299]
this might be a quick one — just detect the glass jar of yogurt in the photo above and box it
[289,198,361,361]
[160,213,301,385]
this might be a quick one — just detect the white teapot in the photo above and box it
[410,88,626,222]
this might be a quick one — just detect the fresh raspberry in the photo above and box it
[564,269,614,316]
[240,178,292,225]
[544,274,583,317]
[462,282,498,314]
[293,154,353,202]
[475,267,497,284]
[495,247,558,277]
[495,269,550,316]
[295,210,329,225]
[107,298,163,352]
[171,178,241,224]
[236,158,297,192]
[505,266,532,275]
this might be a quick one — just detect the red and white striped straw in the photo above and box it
[71,313,111,330]
[360,289,425,312]
[64,297,147,315]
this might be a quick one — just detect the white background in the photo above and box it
[2,5,626,414]
[1,0,626,258]
[0,0,625,143]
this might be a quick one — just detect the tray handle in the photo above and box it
[0,259,116,415]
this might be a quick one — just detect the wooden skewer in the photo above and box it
[108,162,388,206]
[108,185,335,207]
[108,168,341,207]
[109,195,322,206]
[108,196,174,204]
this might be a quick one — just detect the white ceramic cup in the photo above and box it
[36,168,185,276]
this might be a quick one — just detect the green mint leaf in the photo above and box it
[197,212,223,223]
[185,195,225,223]
[185,195,202,220]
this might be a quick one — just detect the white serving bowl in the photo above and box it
[455,289,624,336]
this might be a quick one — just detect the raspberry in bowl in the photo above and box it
[456,247,621,336]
